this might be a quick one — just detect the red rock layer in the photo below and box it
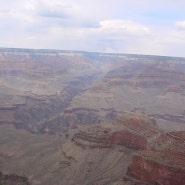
[127,150,185,185]
[109,131,148,150]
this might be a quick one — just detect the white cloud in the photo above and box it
[100,20,150,35]
[175,20,185,29]
[0,0,185,57]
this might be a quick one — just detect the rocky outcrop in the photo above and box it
[127,150,185,185]
[73,129,148,150]
[109,131,147,150]
[72,113,159,150]
[88,114,183,185]
[70,113,185,185]
[116,113,159,138]
[72,124,112,148]
[127,129,185,185]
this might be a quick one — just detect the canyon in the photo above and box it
[0,48,185,184]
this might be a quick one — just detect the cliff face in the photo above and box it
[128,151,185,185]
[73,129,148,150]
[73,130,111,148]
[0,112,185,185]
[127,130,185,185]
[110,131,147,150]
[70,114,185,185]
[72,113,160,150]
[105,62,185,88]
[131,68,185,88]
[74,113,185,185]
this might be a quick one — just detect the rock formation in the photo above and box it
[70,113,185,185]
[0,48,185,185]
[126,128,185,185]
[128,150,185,185]
[1,48,185,134]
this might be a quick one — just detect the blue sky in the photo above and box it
[0,0,185,57]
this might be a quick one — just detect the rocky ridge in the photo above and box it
[66,113,185,185]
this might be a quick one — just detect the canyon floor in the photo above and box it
[0,48,185,185]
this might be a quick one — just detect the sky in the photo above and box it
[0,0,185,57]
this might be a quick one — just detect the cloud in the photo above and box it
[0,0,185,57]
[33,19,153,54]
[99,20,150,35]
[33,1,70,19]
[175,21,185,29]
[38,11,68,19]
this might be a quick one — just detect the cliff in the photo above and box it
[109,131,147,150]
[127,129,185,185]
[127,150,185,185]
[70,114,185,185]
